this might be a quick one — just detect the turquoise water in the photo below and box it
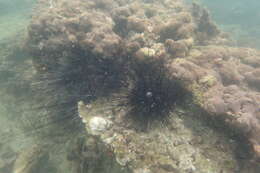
[0,0,34,41]
[198,0,260,48]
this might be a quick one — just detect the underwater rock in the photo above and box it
[242,55,260,68]
[24,0,260,171]
[244,68,260,90]
[127,16,148,33]
[156,12,194,41]
[168,58,206,82]
[77,97,243,173]
[88,117,113,135]
[26,0,223,71]
[67,135,129,173]
[165,38,193,58]
[191,2,220,44]
[162,44,260,162]
[134,47,156,60]
[78,101,113,136]
[218,61,244,85]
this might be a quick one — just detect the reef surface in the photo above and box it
[2,0,260,172]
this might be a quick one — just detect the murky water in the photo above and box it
[197,0,260,49]
[0,0,260,173]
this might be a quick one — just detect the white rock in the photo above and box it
[88,117,112,135]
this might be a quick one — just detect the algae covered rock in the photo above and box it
[66,135,130,173]
[77,97,244,173]
[22,0,260,172]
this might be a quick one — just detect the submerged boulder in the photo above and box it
[23,0,260,172]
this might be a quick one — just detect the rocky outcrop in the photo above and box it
[24,0,260,172]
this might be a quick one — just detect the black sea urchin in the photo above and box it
[121,57,188,126]
[28,48,127,138]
